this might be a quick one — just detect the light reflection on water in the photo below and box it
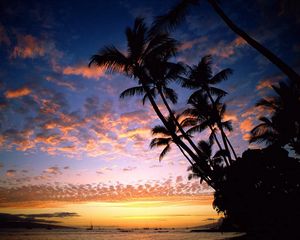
[0,229,243,240]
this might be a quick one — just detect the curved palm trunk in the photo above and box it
[206,92,232,165]
[157,88,204,157]
[177,145,193,165]
[207,0,300,83]
[224,134,238,160]
[142,85,215,187]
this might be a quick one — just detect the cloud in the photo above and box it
[123,166,137,172]
[256,75,283,91]
[45,76,77,91]
[6,169,16,177]
[43,166,61,175]
[178,36,208,51]
[4,87,31,99]
[11,34,46,58]
[63,65,106,79]
[0,212,79,225]
[240,119,255,132]
[208,37,247,59]
[0,176,212,207]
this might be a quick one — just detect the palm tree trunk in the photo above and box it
[224,134,238,160]
[206,91,232,165]
[157,88,205,157]
[177,145,193,165]
[142,85,214,186]
[207,0,300,83]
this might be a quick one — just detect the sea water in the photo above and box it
[0,229,244,240]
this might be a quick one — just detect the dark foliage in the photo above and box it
[213,145,300,237]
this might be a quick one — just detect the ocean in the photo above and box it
[0,229,243,240]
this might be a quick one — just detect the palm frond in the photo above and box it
[222,120,233,132]
[120,86,145,99]
[210,68,233,84]
[163,87,178,104]
[159,144,171,161]
[150,137,172,148]
[151,125,170,136]
[126,18,147,62]
[150,0,197,34]
[209,87,228,97]
[89,46,129,73]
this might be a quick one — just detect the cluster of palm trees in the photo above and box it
[89,0,300,233]
[89,17,238,189]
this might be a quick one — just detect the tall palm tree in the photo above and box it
[152,0,300,83]
[89,17,214,185]
[182,55,237,162]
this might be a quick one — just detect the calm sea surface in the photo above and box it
[0,229,244,240]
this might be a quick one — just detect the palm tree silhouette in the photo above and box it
[89,17,214,186]
[150,113,192,163]
[250,80,300,154]
[152,0,300,83]
[183,92,234,166]
[187,140,226,183]
[150,113,213,184]
[182,55,237,162]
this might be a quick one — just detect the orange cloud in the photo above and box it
[4,87,31,99]
[178,36,208,51]
[63,65,106,79]
[240,119,254,132]
[209,36,247,59]
[256,75,283,91]
[6,169,16,177]
[11,35,46,58]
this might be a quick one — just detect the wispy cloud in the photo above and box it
[63,64,106,79]
[11,34,46,59]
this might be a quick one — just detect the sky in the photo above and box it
[0,0,299,228]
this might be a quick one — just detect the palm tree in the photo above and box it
[250,80,300,154]
[89,17,214,185]
[152,0,300,83]
[150,113,192,164]
[150,113,213,184]
[183,92,233,166]
[182,55,237,162]
[187,140,227,184]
